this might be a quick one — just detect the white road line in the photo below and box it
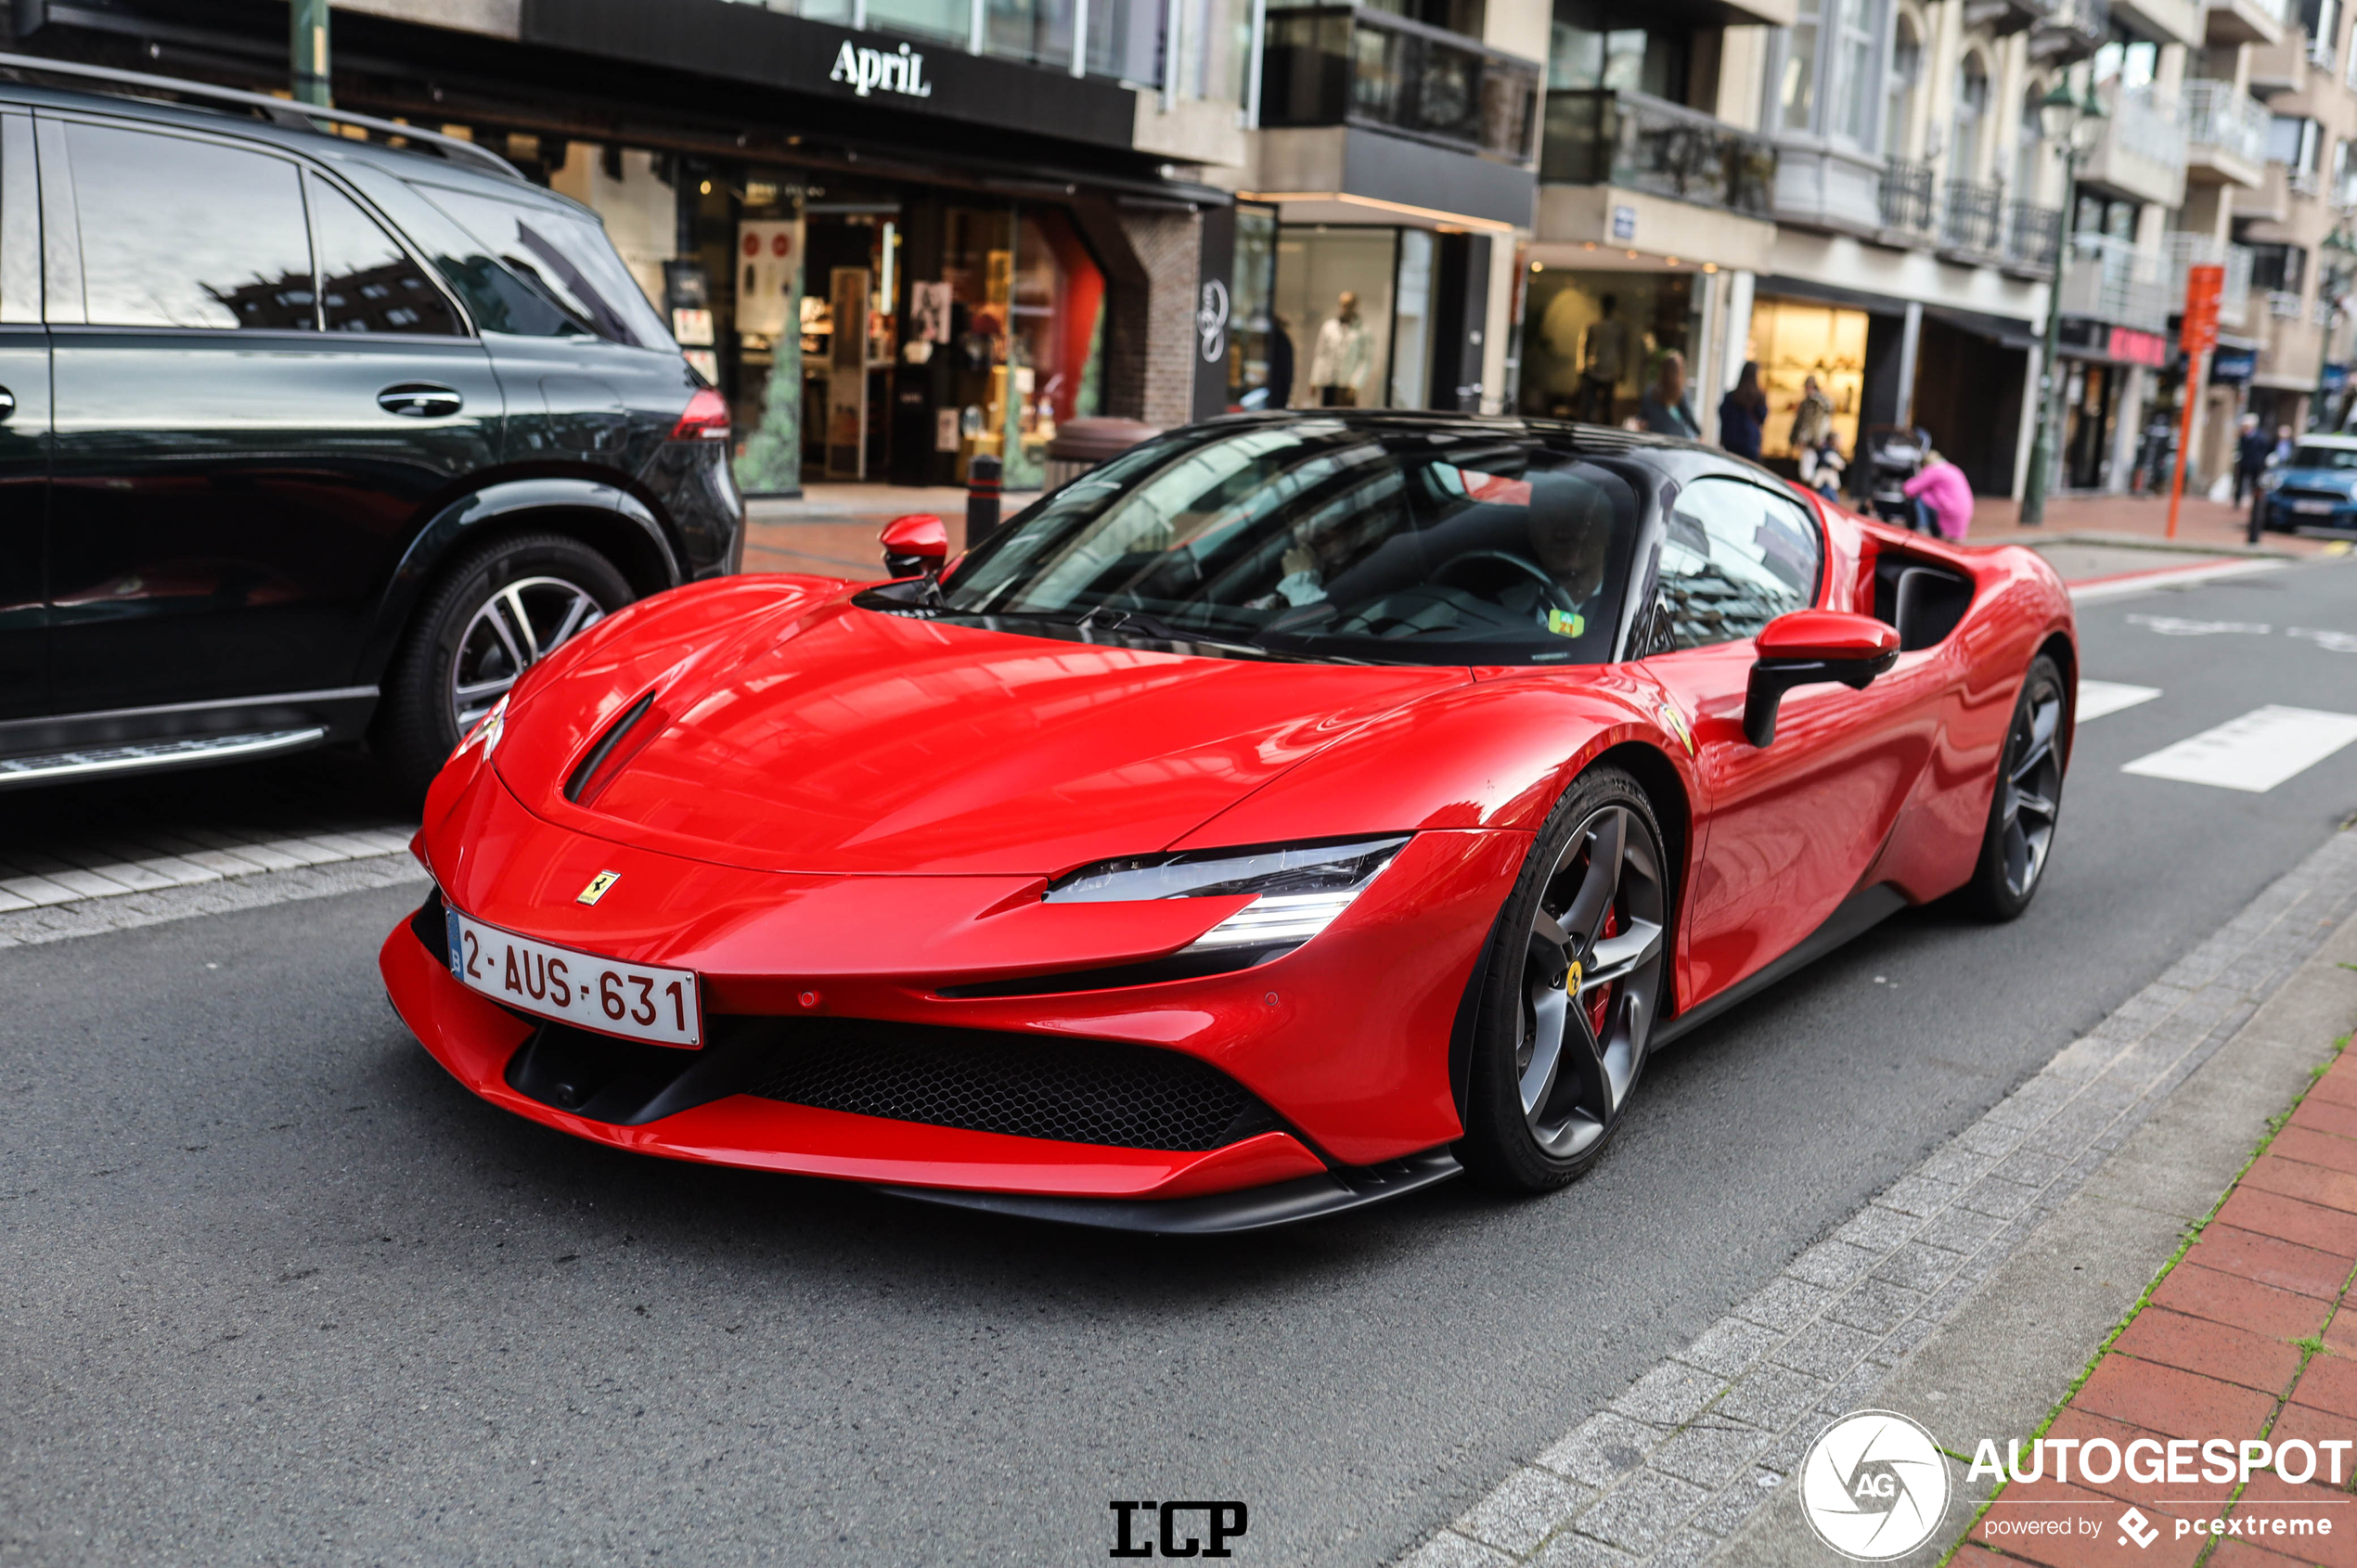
[2067,559,2286,602]
[2075,680,2161,722]
[2120,704,2357,792]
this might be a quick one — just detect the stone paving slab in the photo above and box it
[1397,829,2357,1568]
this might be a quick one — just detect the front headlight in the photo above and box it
[1043,836,1410,955]
[2261,469,2285,491]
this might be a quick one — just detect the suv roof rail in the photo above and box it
[0,51,524,181]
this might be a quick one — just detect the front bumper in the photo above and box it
[383,763,1522,1225]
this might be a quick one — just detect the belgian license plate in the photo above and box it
[445,907,702,1047]
[2292,499,2337,514]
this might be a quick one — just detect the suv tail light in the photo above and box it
[671,387,731,442]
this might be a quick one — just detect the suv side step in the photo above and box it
[0,728,328,790]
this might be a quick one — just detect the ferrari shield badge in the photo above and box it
[1656,700,1696,757]
[576,870,622,906]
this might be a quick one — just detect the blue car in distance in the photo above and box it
[2260,434,2357,533]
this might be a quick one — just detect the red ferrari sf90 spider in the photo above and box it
[381,415,2075,1231]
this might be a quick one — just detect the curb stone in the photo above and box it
[0,854,427,947]
[1396,829,2357,1568]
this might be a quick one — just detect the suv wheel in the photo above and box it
[376,532,634,800]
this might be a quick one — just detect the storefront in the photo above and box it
[1517,264,1707,425]
[1746,297,1869,466]
[15,0,1236,498]
[2054,320,2167,494]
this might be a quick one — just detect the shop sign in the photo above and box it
[2210,346,2257,384]
[829,39,934,99]
[2106,327,2168,366]
[1197,280,1230,364]
[1610,205,1637,242]
[2325,362,2351,392]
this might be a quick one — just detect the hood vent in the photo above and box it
[564,690,662,805]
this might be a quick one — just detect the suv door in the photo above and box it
[39,114,504,714]
[0,110,46,720]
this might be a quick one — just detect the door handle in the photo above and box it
[378,383,463,418]
[0,387,13,422]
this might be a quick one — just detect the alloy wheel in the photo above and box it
[1513,803,1668,1161]
[1998,674,2065,901]
[448,576,605,734]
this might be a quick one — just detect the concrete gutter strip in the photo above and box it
[1398,829,2357,1568]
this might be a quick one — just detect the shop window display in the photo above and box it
[1516,269,1699,425]
[1748,298,1866,463]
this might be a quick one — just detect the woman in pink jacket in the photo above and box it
[1900,446,1974,540]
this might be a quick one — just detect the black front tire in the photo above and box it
[1962,653,2067,921]
[1458,766,1671,1194]
[373,531,635,803]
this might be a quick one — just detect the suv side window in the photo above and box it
[307,174,463,336]
[65,122,314,330]
[1654,477,1822,649]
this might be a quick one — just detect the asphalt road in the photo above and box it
[6,560,2357,1568]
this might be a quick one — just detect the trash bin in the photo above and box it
[1043,418,1162,491]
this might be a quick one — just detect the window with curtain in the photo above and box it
[1885,17,1920,158]
[2014,85,2044,201]
[1835,0,1876,143]
[1781,0,1821,132]
[1951,53,1989,181]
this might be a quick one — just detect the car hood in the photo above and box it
[497,591,1469,877]
[2282,469,2357,490]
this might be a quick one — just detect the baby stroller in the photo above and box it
[1860,425,1937,533]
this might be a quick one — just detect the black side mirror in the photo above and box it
[1745,610,1901,748]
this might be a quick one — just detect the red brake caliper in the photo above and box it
[1588,906,1616,1038]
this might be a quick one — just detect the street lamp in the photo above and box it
[2019,76,2108,528]
[2306,222,2357,433]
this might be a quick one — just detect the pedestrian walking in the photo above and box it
[1265,315,1294,410]
[1719,360,1767,461]
[1900,441,1975,541]
[1640,351,1700,439]
[1789,374,1835,453]
[2234,413,2271,505]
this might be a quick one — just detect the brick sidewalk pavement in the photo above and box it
[1964,1032,2357,1567]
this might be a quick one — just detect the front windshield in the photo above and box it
[2289,445,2357,469]
[930,421,1646,665]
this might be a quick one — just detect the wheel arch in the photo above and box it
[1448,739,1693,1127]
[354,479,684,688]
[2036,629,2079,769]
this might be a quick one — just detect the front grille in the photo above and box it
[752,1022,1280,1151]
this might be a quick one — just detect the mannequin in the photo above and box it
[1578,293,1629,424]
[1310,290,1373,407]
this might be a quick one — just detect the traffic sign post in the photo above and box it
[2170,264,2224,542]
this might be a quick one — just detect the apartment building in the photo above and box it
[2195,0,2357,476]
[1510,0,2319,495]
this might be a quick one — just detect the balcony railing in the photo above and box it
[2007,202,2063,269]
[2087,83,2188,189]
[2059,232,2171,332]
[2289,166,2325,199]
[2311,32,2338,72]
[2183,79,2268,166]
[1942,179,2004,251]
[1261,6,1540,162]
[2166,230,2254,328]
[1879,158,1936,233]
[1539,88,1775,212]
[2268,289,2304,318]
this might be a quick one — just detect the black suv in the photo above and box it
[0,57,742,799]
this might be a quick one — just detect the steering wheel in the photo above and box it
[1431,549,1582,619]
